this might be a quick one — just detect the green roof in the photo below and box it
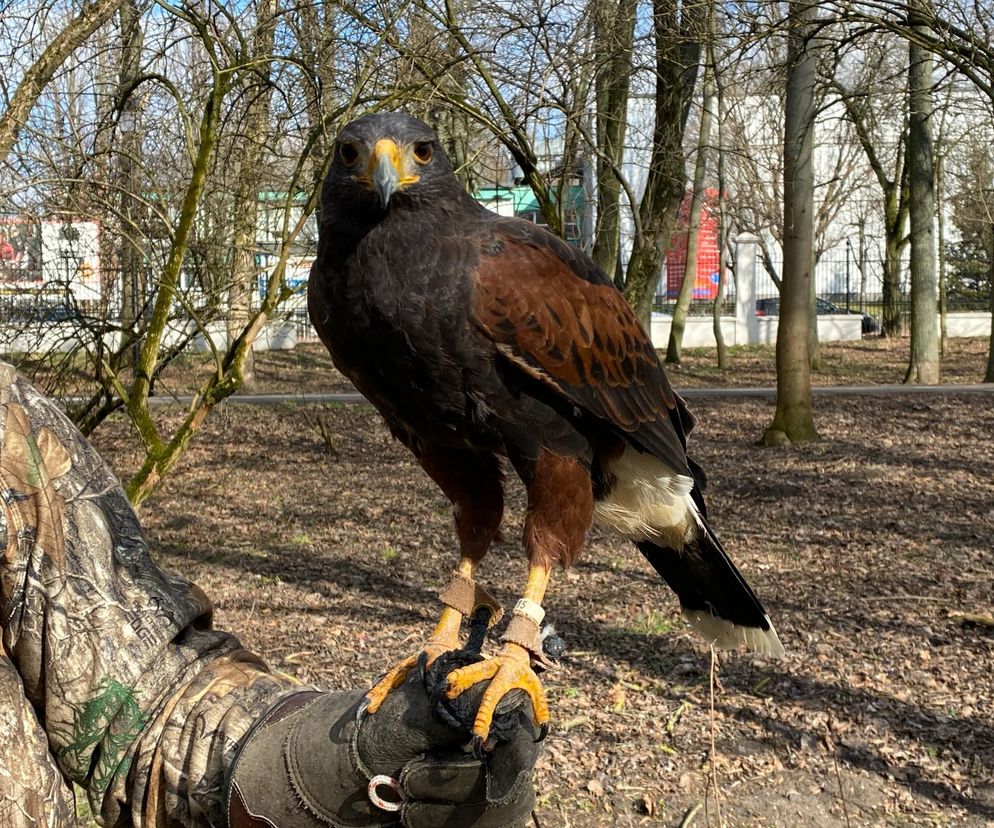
[475,185,584,215]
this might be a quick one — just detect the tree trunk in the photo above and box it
[713,252,727,368]
[118,0,143,370]
[808,251,820,370]
[986,229,994,382]
[883,164,909,337]
[227,0,277,388]
[623,0,702,323]
[667,58,714,364]
[936,150,947,354]
[882,228,905,335]
[763,0,820,445]
[904,6,940,385]
[713,30,728,371]
[591,0,637,283]
[857,220,867,313]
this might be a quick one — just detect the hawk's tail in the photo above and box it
[636,522,785,658]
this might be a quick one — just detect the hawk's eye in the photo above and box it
[339,142,360,166]
[413,142,433,165]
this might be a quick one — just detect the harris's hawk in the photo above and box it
[309,112,784,749]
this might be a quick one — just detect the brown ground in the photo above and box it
[86,339,994,827]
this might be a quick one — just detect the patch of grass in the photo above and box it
[634,608,681,636]
[380,546,399,561]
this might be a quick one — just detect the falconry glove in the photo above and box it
[225,672,539,828]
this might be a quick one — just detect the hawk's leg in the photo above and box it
[444,450,593,749]
[363,450,504,715]
[444,563,553,751]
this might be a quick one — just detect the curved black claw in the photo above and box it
[354,696,371,726]
[535,721,550,743]
[470,734,487,761]
[416,651,430,683]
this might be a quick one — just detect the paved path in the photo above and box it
[127,382,994,407]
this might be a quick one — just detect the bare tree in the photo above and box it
[721,37,872,306]
[723,88,785,289]
[1,0,399,504]
[833,51,910,338]
[905,0,940,384]
[624,0,704,322]
[763,0,820,445]
[666,40,715,364]
[227,0,278,388]
[591,0,638,284]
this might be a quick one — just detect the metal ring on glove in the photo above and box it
[368,774,405,812]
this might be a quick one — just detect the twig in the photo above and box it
[833,745,853,828]
[826,718,853,828]
[679,801,703,827]
[708,645,723,827]
[301,409,339,457]
[950,610,994,627]
[666,700,692,735]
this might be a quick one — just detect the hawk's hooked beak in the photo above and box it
[368,139,419,209]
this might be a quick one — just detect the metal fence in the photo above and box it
[654,251,917,330]
[0,267,316,355]
[5,251,989,355]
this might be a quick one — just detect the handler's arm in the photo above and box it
[0,364,538,828]
[0,363,290,825]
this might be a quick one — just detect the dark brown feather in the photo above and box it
[473,218,691,474]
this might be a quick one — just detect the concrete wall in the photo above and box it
[650,314,863,349]
[0,323,118,355]
[186,321,296,352]
[3,312,989,358]
[945,312,991,338]
[0,321,296,356]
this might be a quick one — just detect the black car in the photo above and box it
[5,304,79,324]
[755,297,880,335]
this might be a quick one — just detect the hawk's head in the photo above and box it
[327,112,455,211]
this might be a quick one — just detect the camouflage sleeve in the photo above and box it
[0,362,297,827]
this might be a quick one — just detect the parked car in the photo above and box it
[756,297,880,335]
[3,303,82,325]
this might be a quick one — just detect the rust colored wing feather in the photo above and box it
[473,218,695,473]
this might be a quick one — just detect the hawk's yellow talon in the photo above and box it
[364,628,461,714]
[444,641,550,745]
